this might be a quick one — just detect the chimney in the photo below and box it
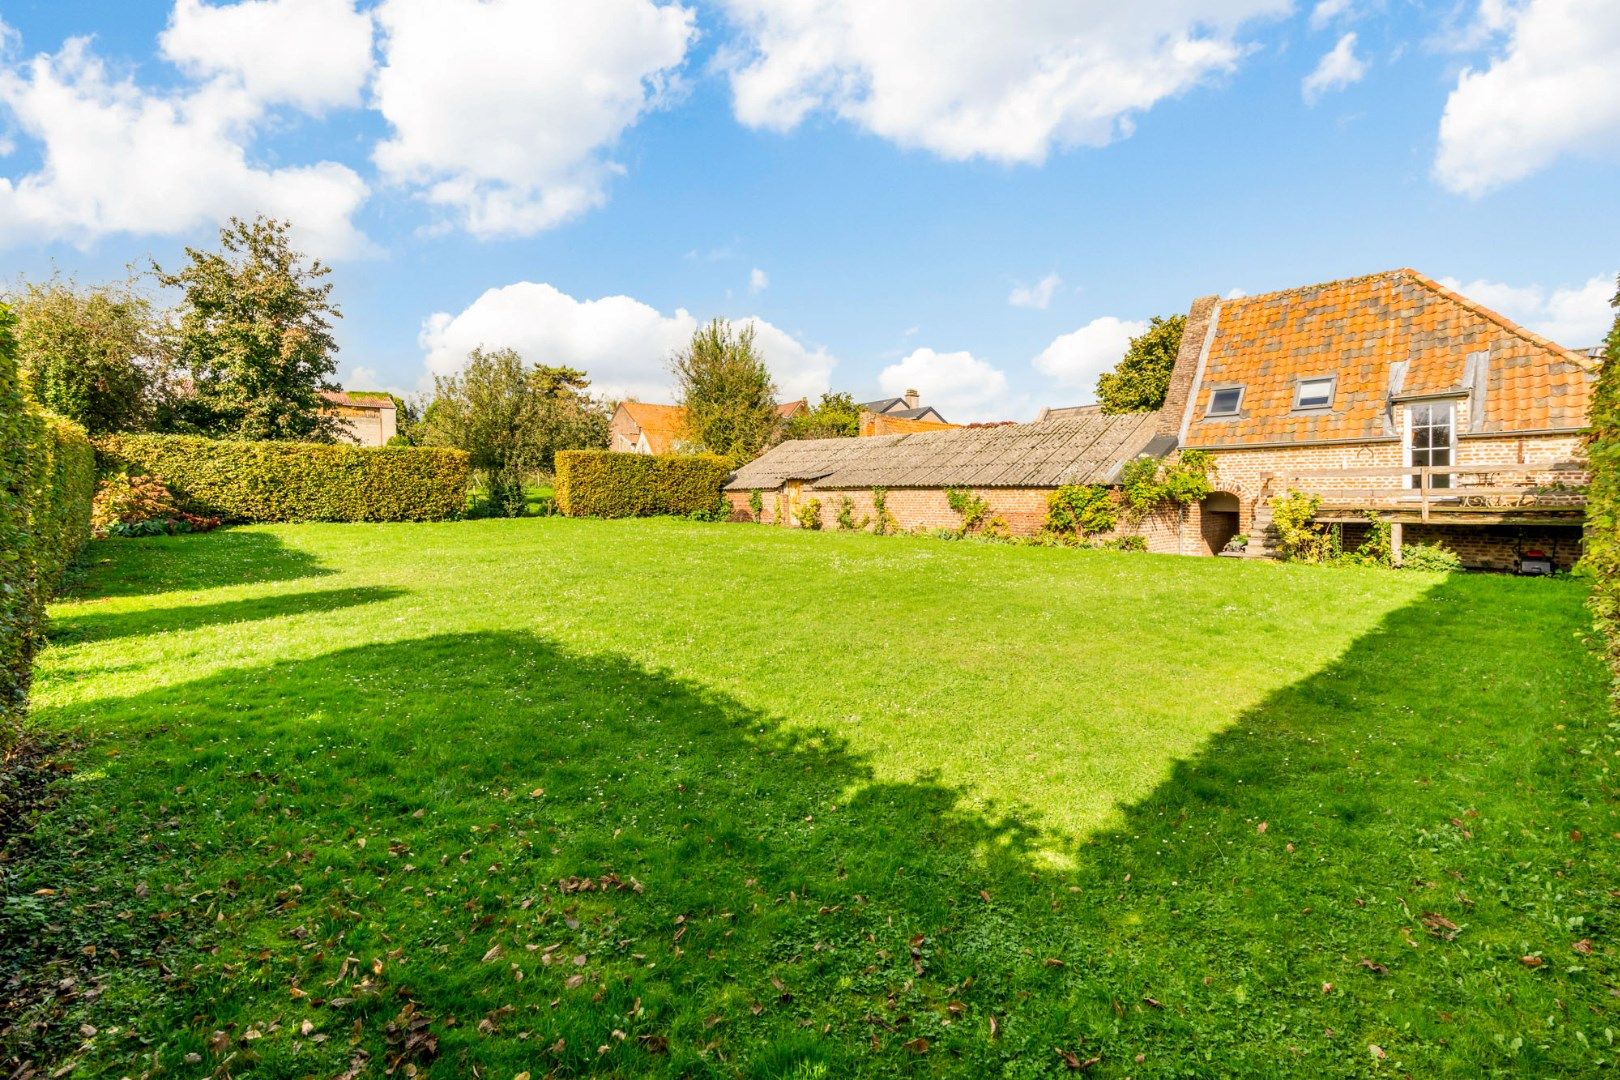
[904,388,919,410]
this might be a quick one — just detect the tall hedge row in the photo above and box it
[96,434,471,523]
[2,309,95,738]
[1585,280,1620,698]
[555,450,730,518]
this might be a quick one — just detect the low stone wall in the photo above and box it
[1338,520,1584,571]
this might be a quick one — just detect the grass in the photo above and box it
[5,518,1618,1077]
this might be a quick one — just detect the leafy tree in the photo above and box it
[153,215,341,441]
[10,275,166,434]
[1095,314,1185,414]
[672,319,778,464]
[422,347,541,516]
[783,391,861,440]
[1585,274,1620,682]
[529,364,611,471]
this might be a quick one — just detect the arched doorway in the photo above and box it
[1200,491,1241,555]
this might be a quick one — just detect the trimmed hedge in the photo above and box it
[1585,279,1620,699]
[2,307,95,739]
[555,450,730,518]
[96,434,471,523]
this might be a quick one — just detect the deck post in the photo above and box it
[1390,521,1403,567]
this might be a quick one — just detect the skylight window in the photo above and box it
[1294,376,1336,410]
[1206,386,1243,416]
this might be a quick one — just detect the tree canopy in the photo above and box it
[783,391,861,440]
[1095,314,1185,414]
[672,319,778,465]
[153,215,341,441]
[422,349,608,516]
[10,276,166,435]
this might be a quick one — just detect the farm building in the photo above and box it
[320,390,398,447]
[610,399,809,455]
[726,410,1197,547]
[732,268,1595,568]
[1167,268,1594,569]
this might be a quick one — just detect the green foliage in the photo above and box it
[1095,314,1186,414]
[0,304,96,743]
[672,319,779,465]
[1046,484,1117,538]
[1400,542,1464,573]
[419,349,607,516]
[152,215,342,441]
[747,489,764,523]
[1585,274,1620,695]
[1335,512,1393,568]
[944,486,990,536]
[870,487,896,535]
[1269,489,1336,563]
[1121,450,1213,521]
[554,450,730,519]
[10,275,167,435]
[1096,534,1147,552]
[91,474,220,537]
[835,495,859,531]
[96,434,469,523]
[795,497,824,530]
[783,392,861,440]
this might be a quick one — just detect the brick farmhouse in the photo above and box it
[727,269,1595,570]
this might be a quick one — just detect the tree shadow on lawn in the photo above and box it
[63,527,333,600]
[8,574,1616,1078]
[46,586,406,646]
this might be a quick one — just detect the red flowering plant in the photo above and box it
[90,474,220,538]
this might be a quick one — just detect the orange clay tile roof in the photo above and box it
[859,412,960,437]
[776,399,808,417]
[616,401,689,454]
[1180,268,1595,448]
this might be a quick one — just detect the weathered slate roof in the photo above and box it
[727,412,1168,491]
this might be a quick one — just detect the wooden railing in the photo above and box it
[1258,464,1587,523]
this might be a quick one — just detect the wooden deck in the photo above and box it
[1258,464,1587,525]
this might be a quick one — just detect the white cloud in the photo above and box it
[1032,316,1147,395]
[1308,0,1355,29]
[372,0,695,237]
[1440,273,1617,347]
[419,281,836,402]
[0,30,370,257]
[1435,0,1620,195]
[1008,272,1062,310]
[749,267,769,293]
[159,0,374,113]
[1302,32,1365,104]
[879,347,1013,422]
[719,0,1289,164]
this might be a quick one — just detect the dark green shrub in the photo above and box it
[554,450,730,518]
[1400,542,1463,573]
[796,498,823,530]
[95,434,470,523]
[1096,535,1147,552]
[2,305,96,743]
[1585,279,1620,698]
[1270,489,1336,563]
[91,474,220,537]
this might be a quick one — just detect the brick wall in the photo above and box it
[727,485,1192,552]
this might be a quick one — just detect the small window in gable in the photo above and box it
[1206,386,1243,417]
[1293,376,1336,410]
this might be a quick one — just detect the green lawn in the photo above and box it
[6,519,1617,1077]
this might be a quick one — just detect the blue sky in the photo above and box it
[0,0,1615,421]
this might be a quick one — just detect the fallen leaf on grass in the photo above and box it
[1573,939,1593,955]
[1256,822,1268,834]
[1520,955,1543,969]
[903,1037,929,1054]
[1358,958,1388,976]
[1369,1044,1386,1061]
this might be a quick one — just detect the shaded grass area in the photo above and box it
[4,519,1617,1077]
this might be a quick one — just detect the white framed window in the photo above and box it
[1293,376,1336,410]
[1405,402,1454,491]
[1206,386,1244,417]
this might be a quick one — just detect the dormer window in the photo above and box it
[1206,386,1244,417]
[1293,376,1336,411]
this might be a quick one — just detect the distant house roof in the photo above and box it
[860,398,948,424]
[727,412,1170,491]
[860,412,959,437]
[1036,404,1101,421]
[615,401,689,454]
[1176,268,1596,448]
[322,390,395,410]
[776,399,808,417]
